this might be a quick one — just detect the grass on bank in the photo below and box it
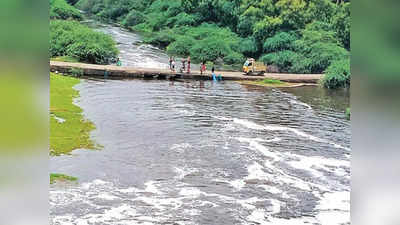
[50,73,99,156]
[261,79,284,85]
[241,78,289,87]
[50,173,78,184]
[238,78,315,88]
[51,56,79,63]
[345,107,351,120]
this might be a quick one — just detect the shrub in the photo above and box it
[145,30,176,48]
[166,12,198,27]
[50,0,83,20]
[322,59,350,89]
[121,10,145,28]
[260,50,298,72]
[223,52,245,65]
[239,37,258,57]
[75,0,104,14]
[263,32,298,52]
[166,36,194,56]
[50,20,118,64]
[189,37,230,63]
[293,21,349,73]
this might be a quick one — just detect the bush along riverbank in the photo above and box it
[75,0,350,88]
[50,0,83,20]
[50,0,119,65]
[50,73,101,184]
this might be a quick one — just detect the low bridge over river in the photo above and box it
[50,61,323,83]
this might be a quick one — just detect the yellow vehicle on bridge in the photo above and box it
[243,58,267,75]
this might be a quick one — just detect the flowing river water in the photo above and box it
[50,23,350,225]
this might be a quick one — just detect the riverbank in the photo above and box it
[239,79,319,88]
[50,73,100,183]
[50,73,98,156]
[50,61,323,83]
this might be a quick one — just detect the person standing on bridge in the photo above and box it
[187,56,191,74]
[200,62,206,75]
[172,59,176,72]
[169,56,173,71]
[180,58,186,73]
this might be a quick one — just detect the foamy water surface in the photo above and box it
[51,78,350,225]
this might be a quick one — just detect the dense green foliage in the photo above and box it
[50,20,118,64]
[322,58,350,89]
[75,0,350,87]
[50,0,83,20]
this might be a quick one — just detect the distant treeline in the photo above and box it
[58,0,350,88]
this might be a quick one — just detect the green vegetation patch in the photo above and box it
[50,73,99,156]
[51,56,79,63]
[261,79,284,85]
[50,20,118,65]
[345,108,351,120]
[50,0,83,20]
[239,79,296,88]
[322,59,350,89]
[50,173,78,184]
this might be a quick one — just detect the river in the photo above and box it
[50,22,350,225]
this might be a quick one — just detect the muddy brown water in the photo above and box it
[50,22,350,225]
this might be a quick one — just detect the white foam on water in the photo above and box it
[211,115,232,121]
[66,204,139,225]
[144,181,163,194]
[233,118,349,151]
[228,179,246,191]
[183,208,201,216]
[174,166,198,180]
[262,161,313,191]
[170,143,192,151]
[236,137,282,161]
[134,196,183,211]
[236,197,262,210]
[290,99,312,110]
[97,192,120,200]
[179,187,204,198]
[234,118,266,130]
[317,191,349,212]
[264,137,282,142]
[285,152,350,184]
[118,186,141,194]
[178,109,196,116]
[247,208,267,224]
[258,185,283,195]
[264,216,318,225]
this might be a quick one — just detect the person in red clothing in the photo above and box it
[200,62,206,75]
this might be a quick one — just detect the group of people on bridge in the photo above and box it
[169,56,213,77]
[169,56,192,74]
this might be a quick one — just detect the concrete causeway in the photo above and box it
[50,61,323,83]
